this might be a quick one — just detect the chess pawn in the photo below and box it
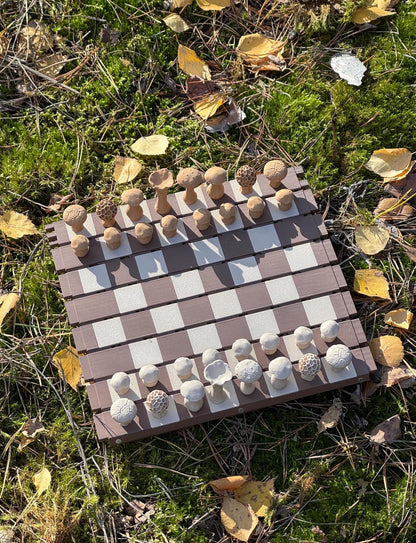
[161,215,178,238]
[219,203,236,225]
[148,169,174,215]
[63,204,87,233]
[121,188,144,221]
[236,165,257,195]
[96,198,117,227]
[104,227,122,250]
[135,222,154,245]
[263,159,287,189]
[204,360,232,404]
[205,166,227,200]
[173,357,193,382]
[235,359,262,395]
[193,208,211,231]
[176,168,204,205]
[275,189,294,211]
[71,234,89,257]
[180,380,205,413]
[145,390,169,418]
[247,196,265,219]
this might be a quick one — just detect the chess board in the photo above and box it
[46,166,376,443]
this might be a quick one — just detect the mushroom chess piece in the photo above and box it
[235,358,262,395]
[161,215,178,238]
[121,188,144,221]
[176,167,204,205]
[236,165,257,195]
[247,196,265,219]
[63,204,87,233]
[138,365,159,387]
[202,348,221,366]
[263,159,287,189]
[268,357,292,390]
[135,222,154,245]
[173,357,194,381]
[148,168,174,215]
[325,344,352,372]
[110,398,137,426]
[193,208,211,231]
[260,332,280,355]
[96,198,117,228]
[204,360,232,404]
[180,380,205,412]
[145,390,169,418]
[320,320,340,343]
[109,372,131,395]
[205,166,227,199]
[219,202,237,225]
[299,353,321,381]
[232,338,252,361]
[71,234,89,257]
[104,227,122,250]
[275,189,294,211]
[294,326,314,349]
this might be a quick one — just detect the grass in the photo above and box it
[1,0,416,541]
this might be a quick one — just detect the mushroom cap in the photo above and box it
[161,214,178,230]
[148,168,174,190]
[138,364,159,382]
[294,326,313,346]
[299,353,321,376]
[247,196,265,212]
[109,371,131,393]
[320,320,340,341]
[193,208,211,221]
[235,359,262,383]
[176,168,204,189]
[146,390,169,414]
[173,357,193,377]
[71,234,89,252]
[260,332,280,351]
[263,160,287,183]
[326,344,352,369]
[104,227,122,244]
[204,360,232,386]
[121,188,144,206]
[96,199,117,220]
[205,166,227,185]
[180,380,205,402]
[63,204,87,226]
[232,338,252,358]
[236,165,257,187]
[219,202,237,219]
[135,222,153,236]
[110,398,137,425]
[275,189,294,206]
[202,348,221,366]
[269,357,292,379]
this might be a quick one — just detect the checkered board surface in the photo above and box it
[46,166,376,443]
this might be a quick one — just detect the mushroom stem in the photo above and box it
[270,376,288,390]
[207,184,224,200]
[183,186,198,205]
[239,381,257,395]
[184,397,204,412]
[300,373,315,382]
[155,188,171,215]
[126,204,143,222]
[208,383,227,404]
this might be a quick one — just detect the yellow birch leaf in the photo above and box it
[195,0,231,10]
[355,225,390,255]
[383,161,415,182]
[113,156,142,184]
[221,497,258,542]
[33,467,51,495]
[131,135,169,156]
[52,346,82,391]
[384,309,413,330]
[354,269,391,300]
[163,13,190,32]
[209,475,251,494]
[178,44,211,80]
[0,211,39,239]
[352,6,394,24]
[194,93,226,120]
[0,293,19,330]
[172,0,193,7]
[234,479,276,517]
[237,34,284,64]
[370,336,404,367]
[366,148,411,178]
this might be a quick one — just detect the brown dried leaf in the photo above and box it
[355,225,389,255]
[18,22,55,55]
[220,497,258,542]
[37,53,68,77]
[384,309,413,330]
[178,45,211,80]
[21,417,45,438]
[369,336,404,367]
[0,293,20,330]
[317,401,343,433]
[380,365,414,387]
[383,173,416,198]
[373,197,413,221]
[234,479,275,517]
[353,269,390,300]
[209,475,251,494]
[18,437,35,451]
[402,244,416,263]
[47,193,74,213]
[114,156,142,184]
[52,346,82,391]
[368,414,401,444]
[0,211,39,239]
[366,148,411,178]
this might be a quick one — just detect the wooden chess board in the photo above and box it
[46,166,376,443]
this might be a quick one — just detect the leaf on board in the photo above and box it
[194,92,226,120]
[0,211,39,239]
[220,497,258,542]
[369,336,404,367]
[317,400,343,433]
[373,197,413,221]
[37,53,68,78]
[352,6,394,24]
[234,479,275,517]
[178,44,211,80]
[52,346,82,391]
[355,225,389,255]
[0,293,20,330]
[353,269,390,300]
[209,475,251,494]
[383,160,415,182]
[195,0,231,10]
[237,33,285,68]
[384,309,413,330]
[163,13,190,32]
[131,135,169,156]
[368,414,401,444]
[366,148,412,178]
[330,53,366,86]
[114,156,142,184]
[33,467,51,495]
[172,0,193,7]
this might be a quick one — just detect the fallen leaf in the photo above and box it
[209,475,251,494]
[0,211,39,239]
[18,23,55,55]
[172,0,193,7]
[178,45,211,80]
[163,13,190,32]
[99,26,119,44]
[384,309,413,330]
[370,336,404,367]
[383,173,416,199]
[355,225,389,255]
[125,499,155,524]
[234,479,275,517]
[37,53,68,77]
[330,53,366,86]
[380,365,415,387]
[21,417,45,438]
[18,437,35,451]
[205,101,246,133]
[373,197,413,221]
[221,497,258,542]
[368,414,401,444]
[194,92,227,120]
[383,160,415,182]
[0,293,20,330]
[237,34,285,67]
[113,156,142,184]
[352,6,394,24]
[354,269,391,300]
[195,0,231,10]
[402,243,416,263]
[317,400,343,433]
[372,0,399,9]
[366,148,412,178]
[52,346,82,391]
[33,467,51,495]
[186,77,220,99]
[47,193,74,213]
[131,135,169,156]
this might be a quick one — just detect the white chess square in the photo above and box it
[150,303,184,334]
[206,380,240,413]
[190,237,224,266]
[248,224,281,253]
[211,208,244,233]
[228,256,262,286]
[187,323,222,354]
[265,276,299,306]
[135,250,168,279]
[263,371,299,398]
[65,214,96,240]
[283,334,318,362]
[245,309,279,340]
[229,178,262,201]
[129,338,163,368]
[171,270,205,300]
[79,264,111,294]
[155,219,188,246]
[322,357,357,383]
[119,201,152,227]
[174,189,207,215]
[209,289,242,319]
[99,231,132,260]
[266,196,299,221]
[93,317,126,348]
[166,362,201,391]
[146,395,180,428]
[303,295,336,326]
[114,283,147,314]
[284,243,317,272]
[108,374,142,403]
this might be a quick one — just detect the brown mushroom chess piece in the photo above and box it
[148,169,174,215]
[205,166,227,200]
[96,198,117,228]
[236,165,257,195]
[161,215,178,238]
[263,159,287,189]
[104,227,122,250]
[135,222,154,245]
[63,204,87,233]
[219,202,237,225]
[247,196,265,219]
[275,188,294,211]
[121,188,144,221]
[71,234,89,257]
[193,208,211,231]
[176,168,204,205]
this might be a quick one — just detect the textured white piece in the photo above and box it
[174,189,207,216]
[190,237,224,266]
[206,380,240,413]
[171,270,205,300]
[150,303,184,334]
[108,374,142,403]
[284,243,317,272]
[283,334,318,362]
[330,53,366,86]
[187,323,222,354]
[99,231,132,260]
[147,395,180,428]
[265,276,298,306]
[245,309,279,339]
[225,348,255,373]
[303,295,337,326]
[155,219,188,246]
[129,339,163,368]
[79,263,111,294]
[135,250,168,279]
[211,208,244,233]
[248,224,281,253]
[266,197,299,221]
[322,356,357,383]
[228,256,262,286]
[264,371,299,398]
[114,283,147,314]
[229,178,262,201]
[119,201,152,227]
[93,317,126,348]
[65,214,96,240]
[166,362,200,391]
[209,289,242,319]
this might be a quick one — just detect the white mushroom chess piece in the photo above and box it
[138,365,159,387]
[235,359,262,395]
[109,372,131,395]
[204,360,232,404]
[260,333,280,355]
[173,357,194,382]
[299,353,321,381]
[268,357,292,390]
[180,380,205,412]
[326,344,352,372]
[110,398,137,426]
[145,390,169,419]
[202,348,221,367]
[320,320,340,343]
[232,338,252,361]
[294,326,314,349]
